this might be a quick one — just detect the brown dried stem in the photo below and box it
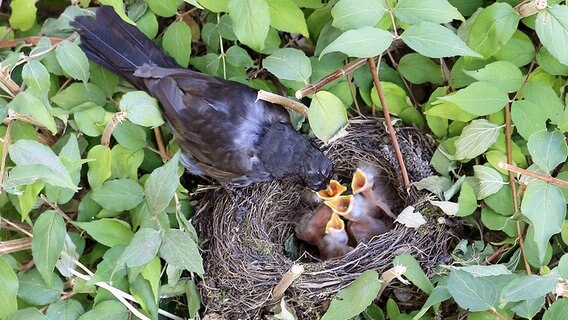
[269,264,304,305]
[504,103,531,275]
[295,58,368,99]
[0,119,13,195]
[257,90,309,117]
[0,238,32,254]
[40,194,73,222]
[0,36,65,49]
[367,57,410,189]
[499,162,568,188]
[153,127,170,162]
[101,111,127,147]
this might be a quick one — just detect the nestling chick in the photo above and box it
[320,213,353,260]
[351,167,397,219]
[316,180,347,201]
[295,204,333,247]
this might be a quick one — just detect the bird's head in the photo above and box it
[303,154,334,191]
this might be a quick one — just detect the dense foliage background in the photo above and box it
[1,0,568,319]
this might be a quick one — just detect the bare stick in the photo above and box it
[269,264,304,304]
[504,103,531,275]
[101,111,127,147]
[499,162,568,188]
[367,57,411,189]
[0,238,32,254]
[257,90,309,117]
[0,36,65,49]
[153,127,170,162]
[295,58,368,99]
[40,194,73,222]
[0,119,13,195]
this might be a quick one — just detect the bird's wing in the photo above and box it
[138,66,289,183]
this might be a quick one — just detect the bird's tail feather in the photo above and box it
[72,6,179,89]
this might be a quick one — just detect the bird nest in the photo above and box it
[194,118,453,319]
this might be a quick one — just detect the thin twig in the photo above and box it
[153,127,170,162]
[0,238,32,254]
[367,57,411,189]
[0,217,33,237]
[257,90,309,117]
[40,194,73,222]
[386,50,418,107]
[295,58,369,99]
[101,112,127,147]
[0,119,13,195]
[484,244,511,264]
[0,36,65,49]
[499,162,568,188]
[504,103,531,275]
[269,264,304,305]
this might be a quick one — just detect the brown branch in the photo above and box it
[268,264,304,305]
[0,238,32,254]
[0,36,65,49]
[257,90,309,117]
[40,194,73,222]
[367,57,410,189]
[101,112,127,147]
[0,119,13,195]
[484,244,511,264]
[295,58,368,99]
[499,162,568,188]
[0,66,20,96]
[504,103,531,275]
[153,127,170,162]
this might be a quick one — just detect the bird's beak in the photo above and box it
[316,179,347,200]
[325,212,345,234]
[325,195,354,216]
[351,168,373,194]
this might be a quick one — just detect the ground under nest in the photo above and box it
[194,118,455,319]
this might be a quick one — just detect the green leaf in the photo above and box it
[51,83,106,110]
[17,269,63,306]
[322,270,381,320]
[464,61,523,93]
[9,0,37,31]
[543,298,568,320]
[22,60,51,101]
[263,48,312,83]
[87,145,112,188]
[146,0,178,17]
[8,91,57,134]
[74,105,106,137]
[457,181,477,217]
[55,40,90,83]
[163,21,192,67]
[8,307,47,320]
[90,62,119,98]
[453,119,501,160]
[511,297,545,320]
[437,82,508,116]
[536,5,568,67]
[413,285,451,320]
[425,101,477,122]
[331,0,385,31]
[119,91,164,128]
[91,179,144,212]
[116,228,162,269]
[112,120,147,150]
[228,0,270,51]
[484,185,514,216]
[401,22,481,58]
[447,269,501,312]
[266,0,309,36]
[308,91,348,143]
[4,165,74,195]
[536,47,568,76]
[225,46,254,68]
[466,2,520,59]
[74,219,134,247]
[31,210,66,287]
[197,0,229,12]
[393,253,433,294]
[494,30,535,67]
[16,181,44,219]
[528,130,568,173]
[9,140,75,190]
[79,300,128,320]
[159,229,204,275]
[111,145,144,180]
[0,256,18,320]
[46,299,85,320]
[398,53,443,85]
[510,100,548,141]
[521,181,566,264]
[455,264,511,277]
[474,165,506,199]
[320,27,393,58]
[145,152,180,215]
[523,82,564,126]
[370,82,411,115]
[136,10,159,39]
[394,0,463,25]
[501,270,558,303]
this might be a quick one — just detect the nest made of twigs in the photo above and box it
[194,118,453,319]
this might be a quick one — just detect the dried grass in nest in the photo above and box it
[194,118,453,319]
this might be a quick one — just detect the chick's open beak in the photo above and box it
[324,195,354,216]
[316,179,347,200]
[325,212,345,234]
[351,168,373,194]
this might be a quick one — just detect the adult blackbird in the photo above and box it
[72,6,333,190]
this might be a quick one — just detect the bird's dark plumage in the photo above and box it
[72,6,333,190]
